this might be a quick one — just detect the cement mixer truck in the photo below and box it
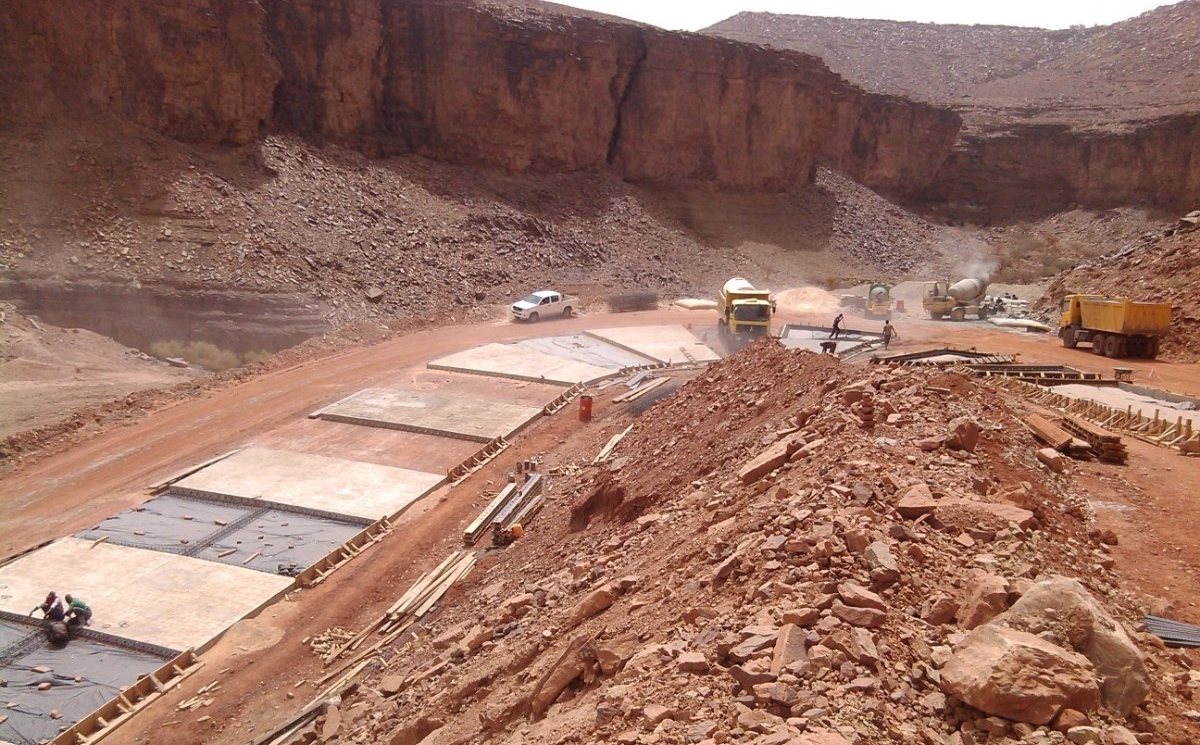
[922,278,989,321]
[866,282,892,320]
[717,278,775,339]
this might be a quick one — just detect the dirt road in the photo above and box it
[5,308,1198,745]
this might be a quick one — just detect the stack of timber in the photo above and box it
[463,483,518,545]
[462,474,545,546]
[490,473,544,537]
[320,550,477,667]
[1060,415,1128,464]
[1024,413,1097,461]
[613,376,669,403]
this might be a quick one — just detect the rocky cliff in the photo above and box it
[919,114,1200,221]
[705,5,1200,220]
[0,0,958,195]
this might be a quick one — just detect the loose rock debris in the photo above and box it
[267,341,1196,744]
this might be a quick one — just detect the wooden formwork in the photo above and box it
[987,377,1199,454]
[295,518,395,588]
[447,436,510,484]
[51,649,202,745]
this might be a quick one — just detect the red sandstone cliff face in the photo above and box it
[0,0,959,195]
[918,115,1200,221]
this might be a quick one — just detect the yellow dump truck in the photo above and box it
[1058,294,1171,359]
[717,278,774,339]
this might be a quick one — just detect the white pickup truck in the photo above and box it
[511,290,578,322]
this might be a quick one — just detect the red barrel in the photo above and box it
[578,394,593,421]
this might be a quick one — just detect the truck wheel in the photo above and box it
[1092,333,1106,355]
[950,307,966,322]
[1061,326,1078,349]
[1145,337,1160,360]
[562,306,572,317]
[528,311,539,323]
[1103,335,1121,358]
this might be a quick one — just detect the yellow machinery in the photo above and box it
[866,282,891,319]
[923,278,988,321]
[717,278,775,339]
[1059,294,1171,359]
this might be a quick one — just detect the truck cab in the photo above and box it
[717,279,775,338]
[511,290,577,322]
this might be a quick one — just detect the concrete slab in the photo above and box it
[778,324,880,355]
[1051,384,1200,429]
[402,369,567,407]
[515,335,658,369]
[428,342,613,385]
[315,388,543,442]
[584,325,720,364]
[0,537,293,652]
[252,418,480,474]
[169,447,444,521]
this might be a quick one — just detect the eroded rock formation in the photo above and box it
[0,0,959,195]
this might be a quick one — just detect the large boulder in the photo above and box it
[995,576,1149,716]
[957,570,1009,630]
[941,624,1100,725]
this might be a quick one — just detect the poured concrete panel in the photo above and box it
[428,343,612,385]
[1052,384,1200,429]
[315,388,543,442]
[778,324,880,355]
[515,335,658,369]
[252,418,480,474]
[170,447,444,521]
[0,538,293,652]
[584,325,720,364]
[403,369,567,406]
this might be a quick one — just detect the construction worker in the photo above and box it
[882,320,897,350]
[830,313,844,339]
[64,594,92,627]
[31,591,65,622]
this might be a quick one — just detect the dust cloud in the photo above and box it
[773,286,842,316]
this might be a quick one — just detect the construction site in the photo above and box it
[2,1,1200,745]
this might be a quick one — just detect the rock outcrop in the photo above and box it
[941,625,1101,726]
[996,576,1149,716]
[0,0,959,195]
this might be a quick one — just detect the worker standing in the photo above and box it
[882,320,897,350]
[830,313,844,339]
[65,594,92,626]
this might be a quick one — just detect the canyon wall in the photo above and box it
[0,0,959,195]
[919,116,1200,220]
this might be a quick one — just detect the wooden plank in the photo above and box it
[1025,414,1072,451]
[463,484,518,544]
[593,424,634,463]
[613,377,666,403]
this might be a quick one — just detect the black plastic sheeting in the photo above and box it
[1142,615,1200,647]
[0,620,167,745]
[195,510,364,574]
[77,495,254,553]
[76,494,366,576]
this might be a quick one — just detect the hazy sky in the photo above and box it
[555,1,1175,32]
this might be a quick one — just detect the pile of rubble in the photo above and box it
[284,342,1198,745]
[0,132,969,333]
